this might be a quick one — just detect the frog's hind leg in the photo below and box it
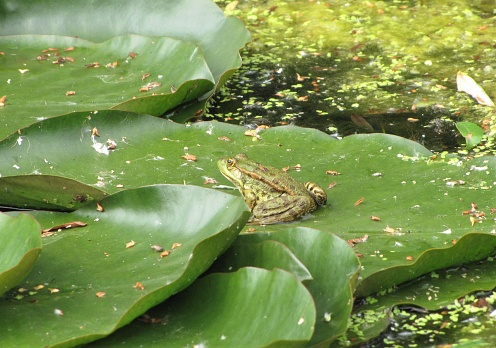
[250,196,313,225]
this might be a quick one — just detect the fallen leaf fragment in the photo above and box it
[354,197,365,206]
[456,71,495,106]
[141,73,150,81]
[65,91,76,96]
[405,256,414,261]
[181,153,197,161]
[370,215,381,221]
[327,182,337,189]
[48,288,59,294]
[160,250,171,258]
[326,170,341,175]
[171,243,182,250]
[129,52,138,58]
[203,177,218,184]
[42,221,87,233]
[95,292,106,298]
[348,234,369,247]
[54,309,64,316]
[126,240,136,249]
[139,82,161,92]
[33,284,44,291]
[383,226,396,233]
[96,202,104,212]
[86,62,100,68]
[244,129,261,140]
[64,46,74,52]
[133,282,145,290]
[18,69,29,74]
[0,95,6,107]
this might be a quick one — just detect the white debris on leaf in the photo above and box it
[91,134,109,155]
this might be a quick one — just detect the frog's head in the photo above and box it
[217,156,244,188]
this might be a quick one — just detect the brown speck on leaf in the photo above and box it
[452,239,457,245]
[354,197,365,206]
[91,127,100,137]
[48,288,60,294]
[370,215,381,221]
[244,129,261,140]
[170,85,176,93]
[348,234,368,247]
[64,46,74,52]
[327,182,337,189]
[217,136,231,142]
[181,154,197,161]
[96,291,106,298]
[171,243,182,250]
[126,240,136,249]
[405,256,414,261]
[326,170,341,175]
[133,282,145,290]
[139,82,161,92]
[383,226,396,233]
[33,284,44,291]
[203,177,218,185]
[0,95,6,107]
[129,52,138,58]
[246,227,257,233]
[96,202,104,212]
[160,250,171,258]
[141,73,151,81]
[65,91,76,96]
[86,62,100,68]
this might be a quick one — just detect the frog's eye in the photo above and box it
[227,158,235,166]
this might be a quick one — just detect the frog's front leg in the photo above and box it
[249,195,316,225]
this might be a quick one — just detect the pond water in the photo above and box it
[211,0,496,346]
[209,0,496,153]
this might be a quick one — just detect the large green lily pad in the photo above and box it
[0,213,41,296]
[92,268,316,347]
[0,185,249,347]
[0,0,250,137]
[212,228,361,346]
[0,34,214,138]
[0,112,494,302]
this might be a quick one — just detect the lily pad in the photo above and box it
[0,114,494,302]
[208,239,313,283]
[0,34,214,139]
[0,175,106,211]
[0,185,249,347]
[212,228,361,346]
[0,213,41,296]
[0,0,250,135]
[92,268,316,347]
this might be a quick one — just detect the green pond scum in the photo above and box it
[212,0,496,153]
[212,0,496,346]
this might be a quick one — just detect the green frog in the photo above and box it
[217,153,327,225]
